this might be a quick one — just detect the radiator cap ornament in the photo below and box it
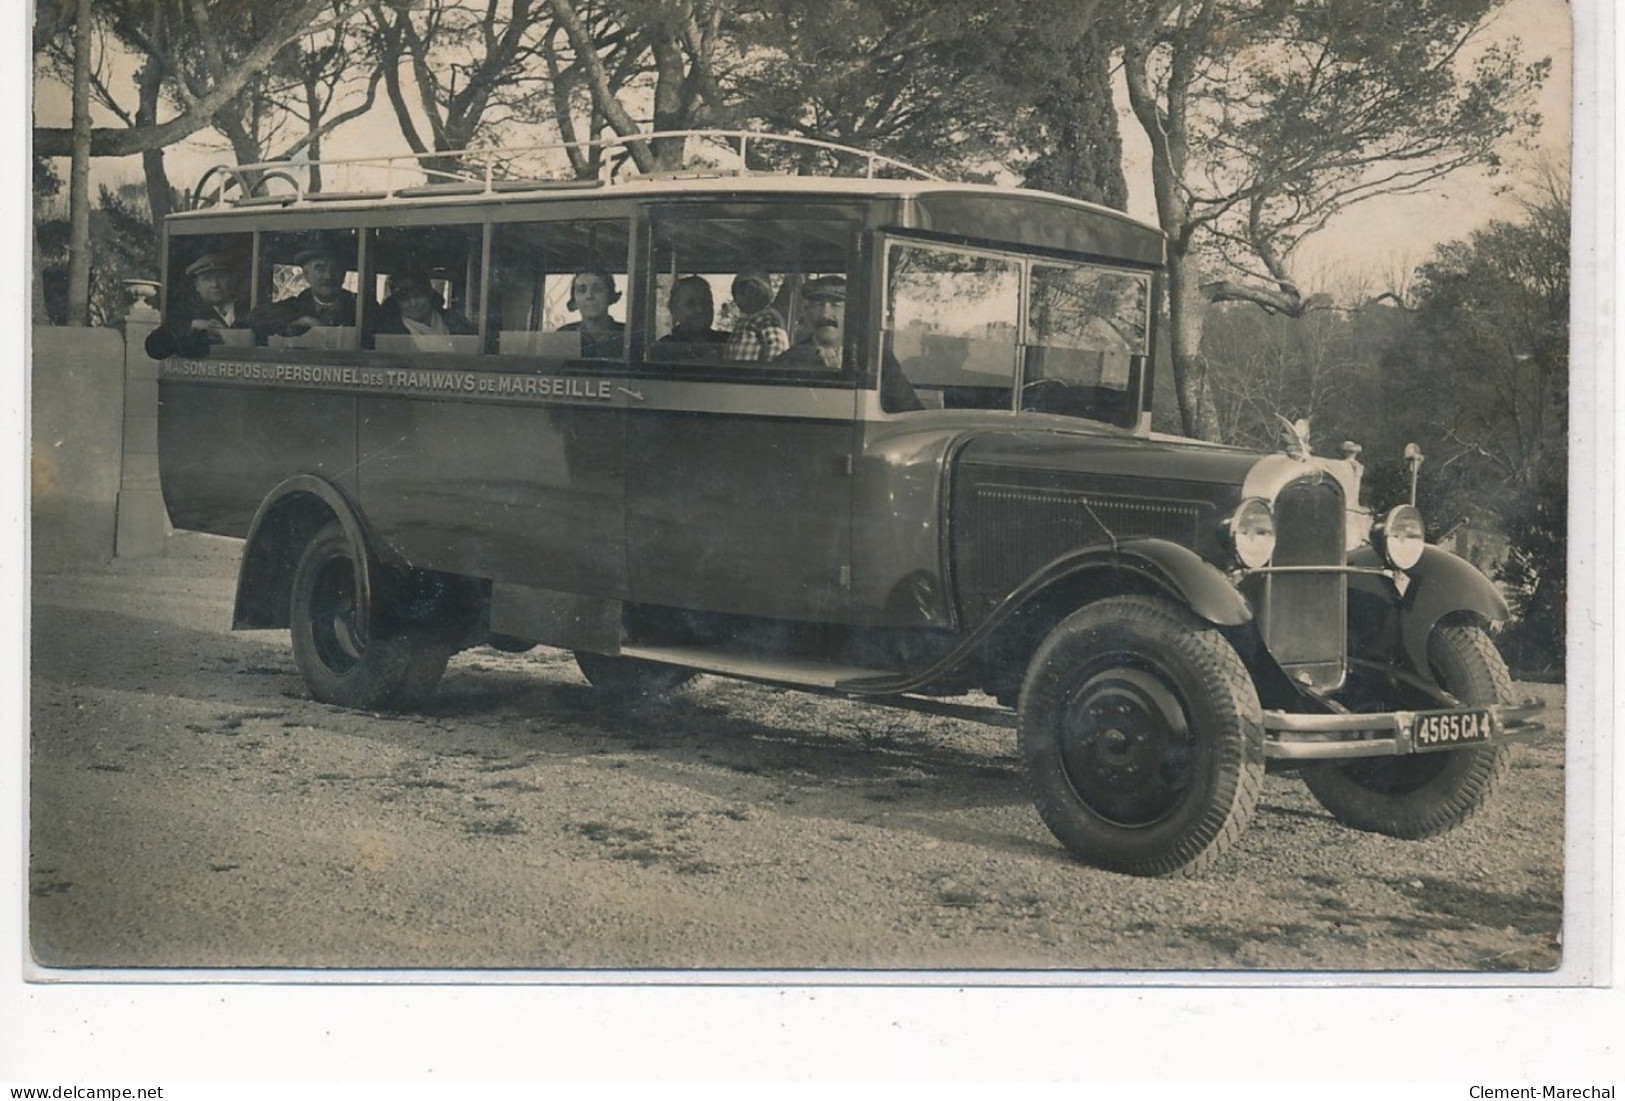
[1276,415,1312,461]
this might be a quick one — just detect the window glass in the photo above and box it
[1021,263,1150,424]
[260,229,364,351]
[884,242,1021,411]
[160,233,256,350]
[365,224,484,353]
[648,216,851,369]
[490,219,629,361]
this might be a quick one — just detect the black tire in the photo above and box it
[1018,595,1265,877]
[290,522,452,711]
[574,651,696,704]
[1300,624,1513,839]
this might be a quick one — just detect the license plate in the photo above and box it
[1412,709,1495,751]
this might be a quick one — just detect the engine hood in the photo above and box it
[953,426,1265,491]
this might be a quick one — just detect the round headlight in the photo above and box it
[1375,504,1426,572]
[1226,498,1276,569]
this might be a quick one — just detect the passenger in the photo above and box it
[558,268,625,359]
[723,270,789,362]
[651,276,729,358]
[144,252,256,358]
[275,241,359,334]
[376,271,476,337]
[774,275,846,369]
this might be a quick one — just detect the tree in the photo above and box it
[33,0,351,159]
[724,0,1106,181]
[190,1,382,194]
[36,182,162,327]
[34,0,351,320]
[367,0,558,180]
[1377,169,1569,672]
[542,0,728,175]
[1019,27,1127,210]
[1114,0,1548,440]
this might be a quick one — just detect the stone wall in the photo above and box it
[31,317,166,565]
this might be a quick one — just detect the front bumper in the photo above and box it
[1262,700,1546,760]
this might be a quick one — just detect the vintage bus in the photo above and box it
[149,132,1539,876]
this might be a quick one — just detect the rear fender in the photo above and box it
[233,476,375,631]
[1347,544,1509,683]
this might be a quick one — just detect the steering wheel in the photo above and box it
[1020,376,1070,410]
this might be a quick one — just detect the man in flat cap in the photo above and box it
[775,275,847,369]
[144,251,254,359]
[274,241,359,335]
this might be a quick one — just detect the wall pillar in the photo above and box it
[115,282,167,557]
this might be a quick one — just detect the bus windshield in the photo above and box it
[882,237,1150,427]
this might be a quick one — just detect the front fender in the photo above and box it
[1348,544,1509,681]
[1115,538,1253,626]
[841,537,1249,696]
[234,475,376,630]
[1012,537,1252,627]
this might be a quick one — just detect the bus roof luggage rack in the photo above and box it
[305,190,390,203]
[489,178,605,192]
[185,130,938,210]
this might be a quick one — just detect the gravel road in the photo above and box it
[29,532,1565,973]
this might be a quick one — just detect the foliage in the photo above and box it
[33,0,350,159]
[724,0,1106,181]
[35,183,162,327]
[1019,28,1128,209]
[1353,174,1569,672]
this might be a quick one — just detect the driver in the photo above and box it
[774,276,845,369]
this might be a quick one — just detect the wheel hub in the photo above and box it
[311,557,366,674]
[1058,666,1194,827]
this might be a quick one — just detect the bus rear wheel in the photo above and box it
[290,522,452,711]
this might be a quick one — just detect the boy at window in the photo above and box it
[724,271,789,362]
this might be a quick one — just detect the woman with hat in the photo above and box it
[375,271,476,340]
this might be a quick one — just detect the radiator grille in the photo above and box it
[1257,475,1347,688]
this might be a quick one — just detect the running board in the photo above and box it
[616,643,1015,728]
[616,643,899,689]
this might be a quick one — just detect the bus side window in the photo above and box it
[260,229,364,351]
[366,224,484,354]
[490,218,630,361]
[646,213,853,369]
[148,232,256,358]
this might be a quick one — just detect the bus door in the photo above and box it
[623,208,861,624]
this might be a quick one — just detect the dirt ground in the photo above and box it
[28,531,1566,974]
